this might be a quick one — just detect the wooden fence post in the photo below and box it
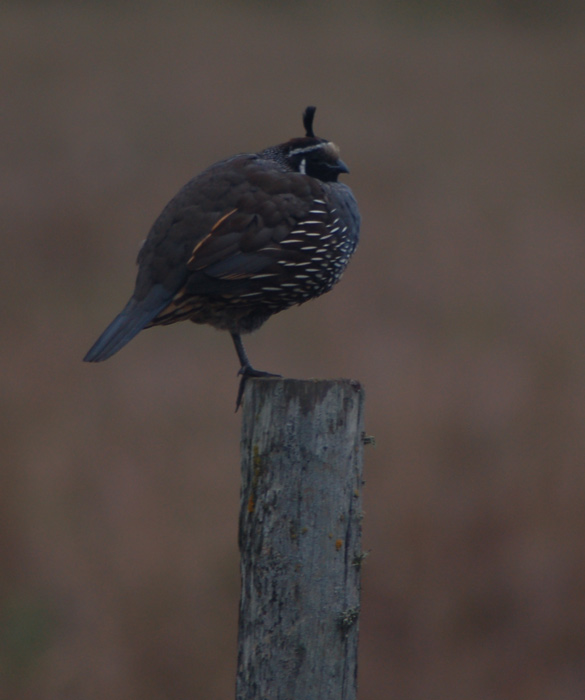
[237,378,365,700]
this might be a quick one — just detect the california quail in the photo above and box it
[84,106,360,408]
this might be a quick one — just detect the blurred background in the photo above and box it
[3,1,585,698]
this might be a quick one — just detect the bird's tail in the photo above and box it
[83,286,171,362]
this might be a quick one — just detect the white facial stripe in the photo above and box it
[288,144,325,158]
[299,158,306,174]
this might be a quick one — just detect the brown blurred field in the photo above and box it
[2,2,585,698]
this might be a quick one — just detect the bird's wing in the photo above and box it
[185,191,327,282]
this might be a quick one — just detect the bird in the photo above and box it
[84,106,360,408]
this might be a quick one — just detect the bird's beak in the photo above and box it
[336,159,350,174]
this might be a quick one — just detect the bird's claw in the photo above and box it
[235,365,282,411]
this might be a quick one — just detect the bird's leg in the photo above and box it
[231,332,281,410]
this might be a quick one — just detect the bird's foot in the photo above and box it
[235,365,282,411]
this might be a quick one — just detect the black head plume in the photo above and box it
[303,106,317,137]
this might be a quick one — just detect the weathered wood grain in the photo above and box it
[237,378,365,700]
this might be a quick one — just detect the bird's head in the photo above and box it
[261,106,349,183]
